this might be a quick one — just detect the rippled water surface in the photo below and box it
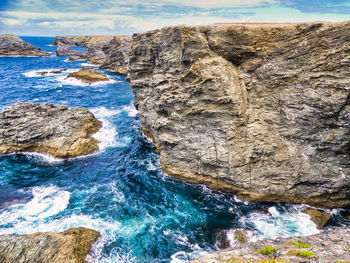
[0,37,348,262]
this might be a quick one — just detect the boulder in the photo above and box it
[0,34,50,56]
[301,208,331,229]
[0,102,101,158]
[0,227,99,263]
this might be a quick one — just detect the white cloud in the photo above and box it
[164,0,279,8]
[2,18,22,26]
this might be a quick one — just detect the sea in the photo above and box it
[0,36,348,262]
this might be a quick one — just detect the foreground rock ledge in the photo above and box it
[192,227,350,262]
[0,102,101,158]
[0,34,50,56]
[0,227,99,263]
[128,21,350,208]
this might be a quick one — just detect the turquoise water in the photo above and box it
[0,37,348,262]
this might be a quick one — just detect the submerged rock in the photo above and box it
[193,227,350,262]
[56,43,84,56]
[0,227,99,263]
[0,102,101,158]
[67,67,109,83]
[37,68,67,76]
[302,208,331,229]
[128,21,350,208]
[0,34,50,56]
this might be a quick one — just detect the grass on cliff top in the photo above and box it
[258,246,276,255]
[288,250,316,258]
[291,241,311,248]
[0,34,22,41]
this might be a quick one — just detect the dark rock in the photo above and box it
[0,227,99,263]
[67,67,109,83]
[53,36,89,46]
[0,102,101,158]
[84,36,114,65]
[127,22,350,208]
[302,208,331,229]
[0,34,50,56]
[68,56,84,61]
[215,230,230,249]
[193,227,350,262]
[56,43,84,56]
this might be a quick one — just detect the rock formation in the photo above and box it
[192,227,350,262]
[53,36,90,46]
[67,67,109,83]
[301,208,331,229]
[0,34,50,56]
[56,43,84,56]
[0,227,99,263]
[100,36,132,74]
[127,22,350,208]
[0,102,101,158]
[53,35,132,74]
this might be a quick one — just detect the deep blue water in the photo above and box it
[0,37,348,262]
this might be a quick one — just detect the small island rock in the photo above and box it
[67,67,109,83]
[0,227,100,263]
[0,102,102,158]
[0,34,50,56]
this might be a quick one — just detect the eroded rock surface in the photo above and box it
[302,208,331,229]
[56,43,84,56]
[192,227,350,263]
[0,34,50,56]
[0,227,99,263]
[0,102,101,158]
[128,22,350,208]
[53,36,90,46]
[67,67,109,83]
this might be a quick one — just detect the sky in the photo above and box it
[0,0,349,36]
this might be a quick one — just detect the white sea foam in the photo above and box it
[90,107,120,150]
[0,185,70,235]
[240,205,320,240]
[121,104,138,117]
[81,62,99,67]
[23,68,77,78]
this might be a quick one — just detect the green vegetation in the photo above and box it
[0,34,22,41]
[258,246,276,255]
[259,258,288,263]
[289,250,316,258]
[235,230,248,244]
[291,241,311,248]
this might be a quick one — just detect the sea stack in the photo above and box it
[0,34,50,56]
[0,102,102,158]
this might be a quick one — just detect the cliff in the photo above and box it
[53,35,132,74]
[0,227,99,263]
[192,227,350,262]
[128,22,350,208]
[0,102,101,158]
[0,34,50,56]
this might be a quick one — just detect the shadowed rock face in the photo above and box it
[0,34,50,56]
[67,67,109,83]
[56,43,85,56]
[0,227,100,263]
[53,36,90,46]
[192,227,350,263]
[0,102,101,158]
[128,22,350,208]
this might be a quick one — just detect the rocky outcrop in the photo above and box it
[192,227,350,262]
[128,22,350,208]
[53,36,90,46]
[301,208,331,229]
[53,35,132,74]
[0,34,50,56]
[67,67,109,83]
[37,68,67,76]
[100,36,132,74]
[0,102,101,158]
[56,43,84,56]
[0,227,99,263]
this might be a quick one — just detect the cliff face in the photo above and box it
[128,22,350,208]
[0,34,50,56]
[192,227,350,262]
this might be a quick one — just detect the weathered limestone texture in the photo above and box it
[128,22,350,208]
[0,102,101,158]
[0,227,99,263]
